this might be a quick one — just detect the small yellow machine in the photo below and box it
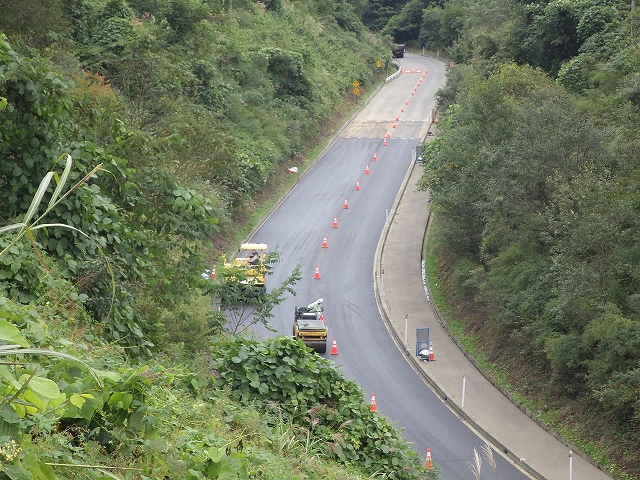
[292,299,328,353]
[223,243,268,292]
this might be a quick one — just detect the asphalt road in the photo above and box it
[248,54,531,480]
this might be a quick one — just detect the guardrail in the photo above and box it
[385,61,401,83]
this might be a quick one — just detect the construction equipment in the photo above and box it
[223,243,268,292]
[293,298,328,353]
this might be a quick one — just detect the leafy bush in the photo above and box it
[210,336,437,480]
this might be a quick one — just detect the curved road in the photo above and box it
[249,54,530,480]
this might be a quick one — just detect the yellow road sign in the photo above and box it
[353,87,360,95]
[352,80,360,87]
[376,59,382,68]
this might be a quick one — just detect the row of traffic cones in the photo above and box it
[400,68,428,74]
[315,149,376,355]
[393,69,428,134]
[314,149,380,362]
[316,148,381,277]
[323,70,434,472]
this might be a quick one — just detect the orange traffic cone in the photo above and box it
[382,138,387,146]
[369,393,377,412]
[320,311,325,321]
[209,266,216,280]
[401,107,404,113]
[429,342,435,361]
[364,164,370,175]
[322,235,328,248]
[314,265,321,279]
[386,132,391,138]
[405,99,408,105]
[392,122,396,128]
[330,337,338,355]
[355,180,361,191]
[343,198,349,209]
[372,152,377,161]
[333,216,338,228]
[395,115,399,121]
[424,448,433,470]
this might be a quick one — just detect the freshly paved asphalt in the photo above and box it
[374,158,616,480]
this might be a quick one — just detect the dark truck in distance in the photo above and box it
[392,43,405,58]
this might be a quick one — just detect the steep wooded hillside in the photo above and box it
[377,1,640,478]
[0,1,440,479]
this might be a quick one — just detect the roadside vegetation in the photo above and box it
[0,0,440,479]
[5,0,639,479]
[374,1,640,478]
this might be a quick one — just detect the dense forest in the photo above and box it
[2,0,640,479]
[378,0,640,478]
[0,0,438,479]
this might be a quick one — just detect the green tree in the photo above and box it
[0,0,68,48]
[362,0,412,32]
[384,0,433,43]
[419,2,466,52]
[516,0,582,76]
[204,251,302,335]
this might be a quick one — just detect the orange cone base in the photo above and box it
[330,338,338,355]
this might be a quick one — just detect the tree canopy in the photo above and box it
[416,1,640,477]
